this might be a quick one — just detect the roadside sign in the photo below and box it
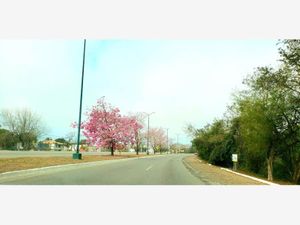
[232,154,238,162]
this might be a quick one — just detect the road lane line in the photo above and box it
[145,165,153,171]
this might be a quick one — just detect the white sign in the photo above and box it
[232,154,238,162]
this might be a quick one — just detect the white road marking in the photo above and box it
[145,165,153,171]
[220,168,280,186]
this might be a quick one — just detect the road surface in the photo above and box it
[0,154,206,185]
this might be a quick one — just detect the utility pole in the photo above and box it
[176,133,179,154]
[147,115,149,155]
[165,128,169,154]
[146,112,155,155]
[73,39,86,160]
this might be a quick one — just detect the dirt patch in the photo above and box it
[0,154,144,174]
[183,155,265,185]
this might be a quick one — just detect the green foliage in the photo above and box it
[191,39,300,183]
[55,138,67,143]
[192,120,234,167]
[0,128,18,150]
[0,109,45,150]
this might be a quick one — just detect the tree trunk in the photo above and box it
[20,140,26,151]
[267,156,274,181]
[111,143,114,156]
[292,165,300,183]
[18,135,24,150]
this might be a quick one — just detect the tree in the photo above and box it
[55,138,71,147]
[65,132,76,144]
[148,127,167,154]
[184,123,199,138]
[241,66,289,181]
[237,97,277,179]
[245,58,300,182]
[79,97,142,156]
[127,112,146,155]
[189,39,300,183]
[0,128,19,149]
[191,119,235,167]
[277,40,300,182]
[0,108,46,150]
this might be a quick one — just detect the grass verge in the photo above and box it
[195,155,293,185]
[0,154,144,174]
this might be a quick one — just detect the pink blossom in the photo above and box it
[76,97,143,155]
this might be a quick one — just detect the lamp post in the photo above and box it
[73,39,86,160]
[165,128,169,154]
[146,112,155,155]
[176,133,179,154]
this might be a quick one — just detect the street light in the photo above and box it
[145,112,155,155]
[164,128,169,154]
[176,133,179,154]
[73,39,86,160]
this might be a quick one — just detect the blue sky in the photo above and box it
[0,40,280,144]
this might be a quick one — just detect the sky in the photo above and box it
[0,40,280,144]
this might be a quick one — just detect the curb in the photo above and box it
[220,168,280,186]
[194,156,280,185]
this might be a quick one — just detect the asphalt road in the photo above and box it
[0,154,205,185]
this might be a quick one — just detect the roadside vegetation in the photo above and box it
[187,40,300,184]
[72,97,171,155]
[0,109,46,150]
[0,99,172,155]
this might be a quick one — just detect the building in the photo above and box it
[38,139,65,150]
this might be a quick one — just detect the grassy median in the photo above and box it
[0,154,144,174]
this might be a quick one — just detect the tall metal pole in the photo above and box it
[167,129,169,153]
[146,112,155,155]
[73,39,86,160]
[147,115,150,155]
[165,128,169,154]
[176,133,179,154]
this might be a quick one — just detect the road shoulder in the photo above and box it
[182,155,273,185]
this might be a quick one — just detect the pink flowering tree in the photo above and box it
[148,127,168,154]
[76,97,142,156]
[127,112,147,155]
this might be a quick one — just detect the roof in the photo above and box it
[42,140,64,145]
